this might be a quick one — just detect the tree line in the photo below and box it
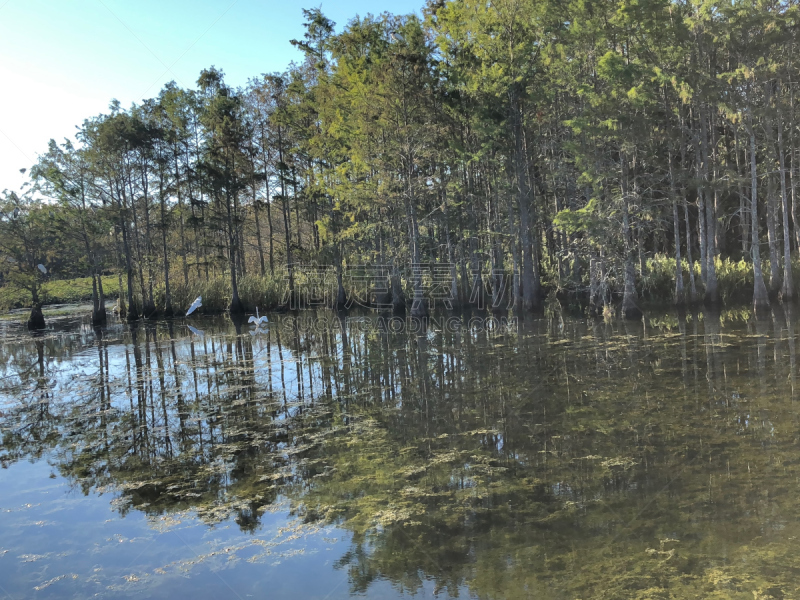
[2,0,799,327]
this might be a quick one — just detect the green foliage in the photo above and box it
[552,198,600,237]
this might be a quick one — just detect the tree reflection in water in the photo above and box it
[1,308,800,598]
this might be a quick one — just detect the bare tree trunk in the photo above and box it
[253,184,266,276]
[695,151,708,288]
[27,286,45,330]
[387,219,406,312]
[701,109,719,304]
[506,193,521,311]
[589,254,603,315]
[767,174,782,294]
[684,200,698,303]
[292,165,302,252]
[227,197,243,314]
[735,128,750,256]
[620,152,642,320]
[791,72,800,253]
[278,127,294,298]
[113,229,127,318]
[669,150,685,304]
[778,98,794,300]
[174,153,189,287]
[443,186,459,309]
[511,92,539,311]
[335,242,347,309]
[227,155,243,314]
[679,131,698,303]
[468,235,483,308]
[90,274,99,318]
[263,144,275,276]
[751,127,770,312]
[97,273,106,321]
[140,167,157,317]
[119,182,139,321]
[792,135,800,254]
[159,168,173,317]
[490,176,506,310]
[408,187,427,318]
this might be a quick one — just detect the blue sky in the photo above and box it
[0,0,422,191]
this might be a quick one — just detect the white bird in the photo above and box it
[186,296,202,316]
[37,264,47,274]
[248,307,269,328]
[187,325,204,336]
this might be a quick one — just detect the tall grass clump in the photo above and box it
[169,276,230,314]
[641,254,766,305]
[238,274,285,312]
[715,258,753,305]
[640,254,678,300]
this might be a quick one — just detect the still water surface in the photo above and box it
[0,308,799,599]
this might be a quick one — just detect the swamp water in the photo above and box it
[0,308,799,599]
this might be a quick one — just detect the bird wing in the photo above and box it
[186,297,202,315]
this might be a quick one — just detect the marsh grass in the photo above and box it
[170,277,230,314]
[237,273,284,312]
[0,275,124,311]
[2,257,792,315]
[167,273,284,315]
[0,271,290,316]
[639,254,797,305]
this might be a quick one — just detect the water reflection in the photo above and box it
[1,308,800,598]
